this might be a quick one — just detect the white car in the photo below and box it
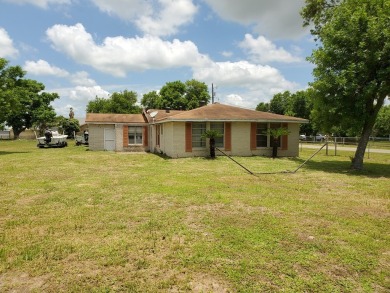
[315,134,325,141]
[299,134,307,140]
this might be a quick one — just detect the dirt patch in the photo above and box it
[0,272,49,292]
[189,273,231,293]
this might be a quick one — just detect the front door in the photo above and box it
[104,128,115,151]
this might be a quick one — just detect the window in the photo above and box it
[192,122,206,148]
[210,122,224,148]
[256,123,268,147]
[256,123,283,148]
[128,126,143,145]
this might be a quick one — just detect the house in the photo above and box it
[85,103,308,157]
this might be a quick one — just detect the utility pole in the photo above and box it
[211,83,216,104]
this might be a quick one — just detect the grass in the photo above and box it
[0,139,389,292]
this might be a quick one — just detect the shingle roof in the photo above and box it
[144,109,185,123]
[153,103,308,123]
[86,113,147,124]
[86,104,309,125]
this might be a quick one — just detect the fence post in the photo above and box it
[325,136,329,156]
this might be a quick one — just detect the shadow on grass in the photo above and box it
[0,151,30,156]
[290,157,390,178]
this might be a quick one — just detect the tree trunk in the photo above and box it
[351,118,375,170]
[210,138,216,159]
[12,128,23,140]
[351,98,384,170]
[272,138,278,158]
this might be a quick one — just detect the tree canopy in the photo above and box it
[86,90,142,114]
[301,0,390,170]
[0,58,59,139]
[141,79,210,110]
[257,90,313,135]
[57,117,80,139]
[373,105,390,137]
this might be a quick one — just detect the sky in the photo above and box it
[0,0,316,118]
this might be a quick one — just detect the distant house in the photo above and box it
[86,103,308,158]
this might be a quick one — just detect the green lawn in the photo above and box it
[0,140,389,292]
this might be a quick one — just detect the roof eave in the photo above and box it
[158,118,309,123]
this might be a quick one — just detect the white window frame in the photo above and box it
[128,126,143,145]
[192,122,206,148]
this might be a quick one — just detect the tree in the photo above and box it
[141,91,161,109]
[256,102,270,112]
[201,130,223,159]
[86,90,142,114]
[159,81,187,110]
[288,90,313,135]
[0,58,25,123]
[373,105,390,137]
[110,90,141,113]
[86,96,110,113]
[184,79,210,110]
[57,116,80,138]
[301,0,390,170]
[267,127,290,158]
[32,101,57,136]
[269,91,291,114]
[0,59,59,139]
[141,79,211,110]
[262,90,313,135]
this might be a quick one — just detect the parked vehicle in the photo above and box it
[315,134,325,141]
[299,134,307,140]
[37,131,68,148]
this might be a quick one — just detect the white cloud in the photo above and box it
[69,71,97,87]
[193,61,298,108]
[69,85,110,101]
[2,0,71,9]
[239,34,301,64]
[193,61,296,90]
[91,0,198,37]
[90,0,150,20]
[203,0,308,39]
[135,0,198,36]
[221,51,233,58]
[24,59,69,77]
[225,94,254,108]
[0,28,19,58]
[46,23,211,76]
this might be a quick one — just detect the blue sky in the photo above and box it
[0,0,315,117]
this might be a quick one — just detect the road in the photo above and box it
[300,143,390,154]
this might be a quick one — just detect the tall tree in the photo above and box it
[0,58,25,123]
[0,59,59,139]
[141,91,161,109]
[269,91,291,114]
[141,79,211,110]
[86,91,141,114]
[159,81,187,110]
[256,102,270,112]
[184,79,210,110]
[86,96,110,113]
[110,90,141,114]
[302,0,390,170]
[56,116,80,138]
